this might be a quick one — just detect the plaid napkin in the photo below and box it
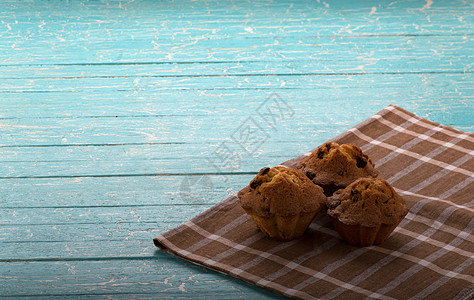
[154,105,474,300]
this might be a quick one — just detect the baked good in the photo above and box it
[296,142,379,196]
[238,166,327,241]
[326,178,409,246]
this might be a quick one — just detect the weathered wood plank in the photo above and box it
[0,74,471,177]
[1,71,472,95]
[1,1,472,63]
[0,35,472,72]
[0,75,472,149]
[0,109,470,151]
[0,175,250,264]
[0,205,213,259]
[1,255,286,299]
[0,174,252,208]
[0,144,292,178]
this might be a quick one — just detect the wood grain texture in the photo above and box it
[1,0,472,298]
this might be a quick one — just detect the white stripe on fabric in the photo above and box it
[411,255,474,300]
[396,189,474,214]
[372,125,444,170]
[388,133,472,192]
[374,111,474,155]
[203,234,264,267]
[184,221,394,300]
[396,227,474,259]
[160,196,239,238]
[408,154,473,194]
[403,212,474,244]
[327,105,396,145]
[176,248,192,257]
[405,177,474,204]
[227,221,330,278]
[349,127,473,177]
[370,219,474,297]
[255,238,340,286]
[389,106,474,143]
[408,158,472,195]
[304,222,474,277]
[181,214,249,254]
[360,115,424,153]
[438,176,474,200]
[374,245,474,283]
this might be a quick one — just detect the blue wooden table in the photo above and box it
[1,0,472,298]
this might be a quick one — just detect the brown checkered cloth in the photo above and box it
[154,105,474,300]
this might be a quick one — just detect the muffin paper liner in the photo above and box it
[155,105,474,300]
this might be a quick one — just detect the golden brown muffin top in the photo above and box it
[238,166,326,217]
[296,142,379,187]
[326,178,409,227]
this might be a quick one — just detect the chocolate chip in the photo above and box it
[305,171,315,180]
[250,180,261,189]
[351,189,360,202]
[356,157,367,168]
[325,143,332,151]
[317,149,325,159]
[259,167,270,175]
[352,194,360,203]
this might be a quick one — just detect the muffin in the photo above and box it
[326,178,409,246]
[238,166,327,241]
[296,142,379,196]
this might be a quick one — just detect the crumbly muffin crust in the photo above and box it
[238,166,326,217]
[237,166,327,241]
[296,142,379,192]
[326,178,409,246]
[327,178,409,227]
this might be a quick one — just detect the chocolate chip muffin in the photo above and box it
[238,166,327,241]
[296,142,379,196]
[326,178,409,246]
